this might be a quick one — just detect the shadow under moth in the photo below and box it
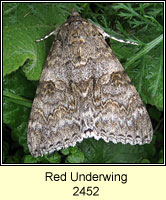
[28,12,153,157]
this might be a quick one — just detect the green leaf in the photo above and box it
[148,106,162,121]
[24,155,40,163]
[158,150,163,163]
[124,34,163,68]
[43,153,61,163]
[66,152,85,163]
[126,42,163,111]
[24,153,61,163]
[78,138,156,163]
[3,91,32,108]
[3,69,36,154]
[141,159,150,163]
[61,148,70,156]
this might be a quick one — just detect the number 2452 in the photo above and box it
[73,186,99,196]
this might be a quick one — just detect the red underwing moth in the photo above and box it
[28,12,153,157]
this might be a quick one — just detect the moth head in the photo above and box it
[67,11,81,20]
[70,11,80,17]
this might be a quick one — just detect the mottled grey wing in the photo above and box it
[28,80,83,157]
[28,41,84,157]
[92,70,153,145]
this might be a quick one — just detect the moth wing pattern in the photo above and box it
[28,12,153,157]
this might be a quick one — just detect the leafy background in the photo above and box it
[3,2,164,164]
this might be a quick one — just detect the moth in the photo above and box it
[28,12,153,157]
